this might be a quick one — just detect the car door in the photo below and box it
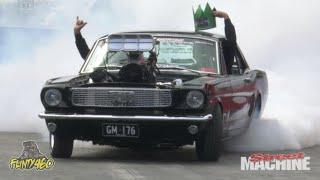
[228,47,255,135]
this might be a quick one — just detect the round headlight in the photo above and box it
[44,89,62,107]
[186,90,204,109]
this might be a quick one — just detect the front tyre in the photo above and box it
[196,104,223,161]
[49,133,73,158]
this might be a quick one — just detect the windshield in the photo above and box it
[81,37,219,74]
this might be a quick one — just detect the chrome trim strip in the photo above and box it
[72,87,171,91]
[215,39,220,74]
[38,113,213,122]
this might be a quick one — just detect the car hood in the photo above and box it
[182,75,225,89]
[45,72,225,89]
[47,75,81,84]
[45,74,90,87]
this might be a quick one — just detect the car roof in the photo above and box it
[99,31,225,41]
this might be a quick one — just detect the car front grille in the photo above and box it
[71,87,172,108]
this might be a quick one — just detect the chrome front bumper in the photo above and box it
[38,113,213,122]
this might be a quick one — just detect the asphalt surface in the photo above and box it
[0,132,319,180]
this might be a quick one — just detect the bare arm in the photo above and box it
[213,11,237,46]
[74,16,90,60]
[214,11,237,74]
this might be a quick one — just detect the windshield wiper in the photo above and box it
[157,65,202,75]
[105,65,122,70]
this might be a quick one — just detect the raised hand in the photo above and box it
[213,10,229,20]
[74,16,87,35]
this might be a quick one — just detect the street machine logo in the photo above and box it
[241,152,311,171]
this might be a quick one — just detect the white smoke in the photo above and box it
[0,0,319,151]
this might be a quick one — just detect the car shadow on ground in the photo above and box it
[70,146,198,162]
[61,144,244,165]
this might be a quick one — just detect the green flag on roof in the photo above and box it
[193,3,216,31]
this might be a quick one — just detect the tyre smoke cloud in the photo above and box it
[0,0,319,151]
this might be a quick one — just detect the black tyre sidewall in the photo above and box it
[196,104,223,161]
[50,133,73,158]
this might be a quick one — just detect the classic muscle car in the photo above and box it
[39,31,268,161]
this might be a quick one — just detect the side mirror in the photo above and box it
[231,65,240,75]
[244,68,250,74]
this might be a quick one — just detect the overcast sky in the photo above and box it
[2,0,319,68]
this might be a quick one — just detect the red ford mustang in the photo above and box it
[39,31,268,161]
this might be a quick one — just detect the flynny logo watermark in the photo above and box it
[9,141,54,171]
[241,152,310,171]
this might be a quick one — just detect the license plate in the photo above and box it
[102,124,139,137]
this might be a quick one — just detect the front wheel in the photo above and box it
[49,133,73,158]
[196,104,223,161]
